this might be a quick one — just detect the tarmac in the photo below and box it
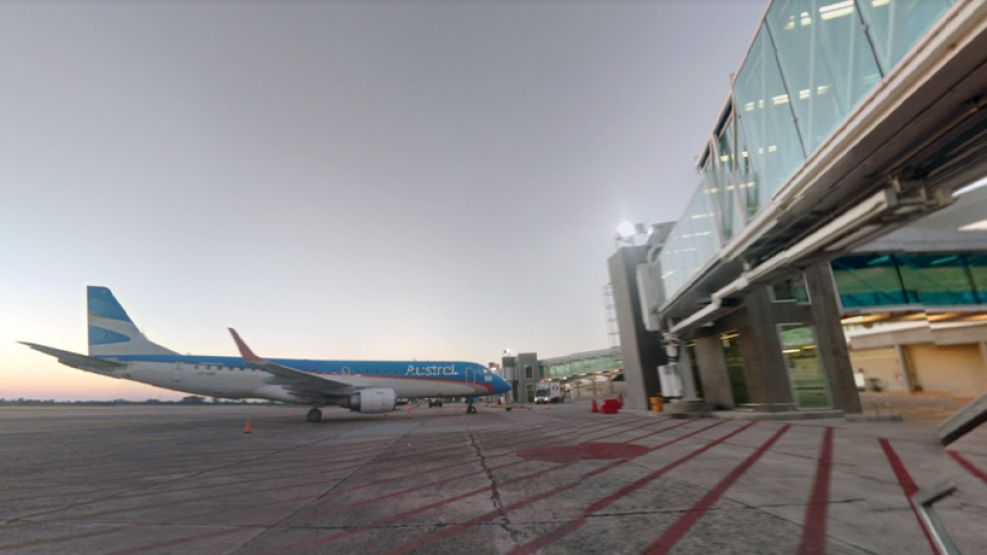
[0,401,985,554]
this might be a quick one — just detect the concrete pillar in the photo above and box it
[737,287,796,411]
[676,343,699,400]
[894,344,915,393]
[804,263,862,413]
[693,334,734,409]
[607,246,665,410]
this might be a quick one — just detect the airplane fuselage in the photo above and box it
[103,355,500,403]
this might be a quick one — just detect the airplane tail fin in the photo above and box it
[87,286,176,357]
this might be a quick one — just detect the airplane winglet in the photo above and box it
[228,328,264,364]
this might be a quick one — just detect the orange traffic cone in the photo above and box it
[243,419,253,434]
[591,399,599,413]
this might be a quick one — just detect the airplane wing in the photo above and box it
[227,328,354,399]
[20,342,126,377]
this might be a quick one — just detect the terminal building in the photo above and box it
[501,348,623,403]
[609,0,987,414]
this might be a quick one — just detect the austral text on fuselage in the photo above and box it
[405,364,457,376]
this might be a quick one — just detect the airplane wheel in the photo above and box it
[467,406,477,414]
[307,408,322,423]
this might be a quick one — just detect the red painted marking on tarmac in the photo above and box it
[947,450,987,487]
[383,420,737,555]
[507,421,753,555]
[4,419,674,554]
[798,426,833,555]
[879,438,941,555]
[310,459,529,517]
[622,420,691,444]
[66,420,577,521]
[271,419,727,555]
[270,463,567,554]
[641,424,790,555]
[91,416,647,531]
[516,442,650,463]
[244,417,662,521]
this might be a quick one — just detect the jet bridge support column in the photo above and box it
[735,287,798,412]
[805,262,862,413]
[608,245,665,410]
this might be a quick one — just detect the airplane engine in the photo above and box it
[348,388,397,413]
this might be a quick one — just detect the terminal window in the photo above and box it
[720,332,750,406]
[777,323,830,409]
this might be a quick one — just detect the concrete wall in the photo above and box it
[692,334,734,409]
[849,347,909,392]
[516,352,540,403]
[909,343,987,400]
[608,246,665,410]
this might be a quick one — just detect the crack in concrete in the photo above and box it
[231,420,424,554]
[466,416,521,549]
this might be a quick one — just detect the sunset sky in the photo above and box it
[0,0,764,400]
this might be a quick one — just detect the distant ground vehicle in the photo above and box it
[534,381,565,404]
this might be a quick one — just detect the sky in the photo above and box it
[0,0,765,400]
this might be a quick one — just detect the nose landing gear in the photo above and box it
[307,408,322,423]
[466,396,478,414]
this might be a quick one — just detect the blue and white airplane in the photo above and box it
[22,286,511,422]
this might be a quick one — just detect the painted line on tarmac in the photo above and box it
[266,462,569,553]
[947,450,987,487]
[0,416,655,551]
[502,421,757,555]
[305,418,675,519]
[3,418,561,507]
[267,420,727,554]
[184,416,670,524]
[53,417,630,525]
[378,421,736,555]
[797,426,833,555]
[878,438,940,555]
[37,419,570,520]
[640,424,790,554]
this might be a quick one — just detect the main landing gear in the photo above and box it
[466,397,478,414]
[307,408,322,423]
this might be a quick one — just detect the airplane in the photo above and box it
[21,286,511,422]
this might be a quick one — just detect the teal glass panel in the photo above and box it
[857,0,955,74]
[895,253,978,305]
[709,118,744,242]
[734,114,760,220]
[831,254,907,308]
[967,254,987,304]
[733,26,806,207]
[778,324,831,409]
[765,0,883,153]
[658,181,720,299]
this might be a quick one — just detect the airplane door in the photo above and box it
[465,368,475,384]
[171,363,183,383]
